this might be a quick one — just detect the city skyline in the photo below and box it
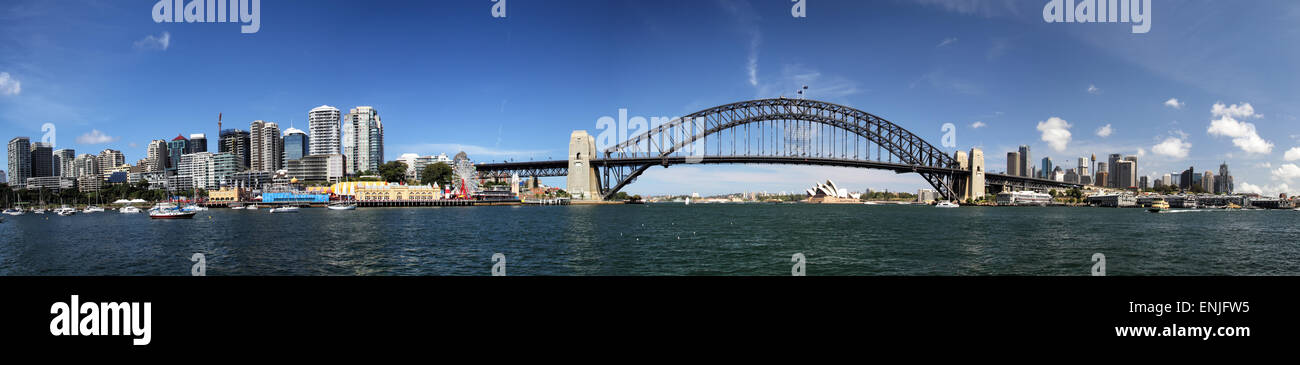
[2,1,1300,196]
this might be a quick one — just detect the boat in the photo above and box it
[1148,199,1170,213]
[1226,202,1242,210]
[327,203,356,211]
[246,204,259,211]
[148,203,197,219]
[2,208,23,216]
[863,201,879,205]
[269,206,300,214]
[935,201,960,208]
[83,205,105,213]
[120,206,142,214]
[54,205,77,216]
[182,204,209,212]
[32,208,46,215]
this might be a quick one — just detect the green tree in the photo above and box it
[376,161,409,183]
[419,162,454,187]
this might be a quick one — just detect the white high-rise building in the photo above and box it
[308,105,341,156]
[343,106,383,175]
[146,140,169,172]
[53,149,76,177]
[249,120,283,172]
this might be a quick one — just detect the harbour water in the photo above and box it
[2,204,1298,276]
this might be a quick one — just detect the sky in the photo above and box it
[2,0,1300,196]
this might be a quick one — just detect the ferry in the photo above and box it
[1148,199,1170,213]
[935,201,960,208]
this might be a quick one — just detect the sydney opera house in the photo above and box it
[805,180,861,204]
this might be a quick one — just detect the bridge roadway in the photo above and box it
[475,156,1081,192]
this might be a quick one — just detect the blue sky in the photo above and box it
[2,0,1299,196]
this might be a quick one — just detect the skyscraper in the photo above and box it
[98,149,125,176]
[1077,157,1089,178]
[343,106,384,175]
[309,105,342,155]
[1216,163,1233,194]
[1123,155,1139,189]
[1107,154,1121,188]
[167,135,189,173]
[1180,167,1196,190]
[29,142,53,178]
[1040,157,1053,179]
[53,148,75,177]
[1204,171,1215,193]
[1095,162,1108,187]
[8,137,31,189]
[1018,145,1031,177]
[146,140,169,172]
[1139,176,1149,190]
[249,120,283,172]
[189,133,208,154]
[1006,151,1019,176]
[0,170,6,184]
[1115,160,1135,189]
[219,129,251,170]
[283,127,309,161]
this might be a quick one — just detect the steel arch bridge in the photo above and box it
[475,98,1080,200]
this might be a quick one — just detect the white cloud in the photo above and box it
[133,31,171,51]
[1163,98,1185,109]
[1207,102,1272,154]
[0,72,20,96]
[1036,117,1072,152]
[1211,102,1260,119]
[1151,136,1191,159]
[76,130,119,144]
[1285,147,1300,161]
[970,121,986,129]
[1095,124,1113,137]
[1256,162,1272,169]
[757,64,861,100]
[1087,84,1100,94]
[1273,163,1300,183]
[1237,182,1291,196]
[936,37,958,47]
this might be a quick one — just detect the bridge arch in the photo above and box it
[598,98,963,200]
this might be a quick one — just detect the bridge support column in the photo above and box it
[954,151,969,201]
[566,130,602,201]
[967,148,985,202]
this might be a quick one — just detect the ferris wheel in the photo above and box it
[450,155,480,198]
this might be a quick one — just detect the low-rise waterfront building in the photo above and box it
[996,191,1052,206]
[355,184,442,201]
[1085,194,1136,207]
[208,187,247,202]
[25,176,76,192]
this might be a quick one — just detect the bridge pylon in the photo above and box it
[566,130,602,201]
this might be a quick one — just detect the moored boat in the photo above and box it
[327,203,356,211]
[120,206,142,214]
[149,203,197,219]
[935,201,960,208]
[269,206,300,214]
[3,208,25,216]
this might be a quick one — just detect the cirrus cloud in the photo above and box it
[0,72,20,96]
[133,31,171,51]
[76,129,119,144]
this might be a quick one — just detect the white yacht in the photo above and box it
[935,201,960,208]
[2,208,23,216]
[83,206,105,213]
[120,206,142,214]
[54,206,77,216]
[269,206,300,214]
[327,203,356,211]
